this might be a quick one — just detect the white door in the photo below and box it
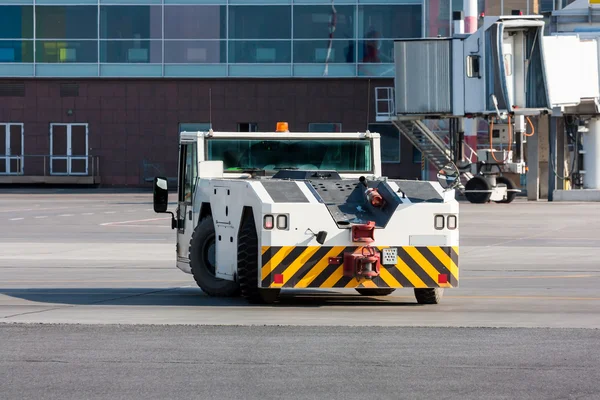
[0,123,24,175]
[176,140,199,264]
[50,123,88,175]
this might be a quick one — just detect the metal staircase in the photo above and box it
[375,86,477,188]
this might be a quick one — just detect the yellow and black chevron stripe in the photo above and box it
[260,246,459,289]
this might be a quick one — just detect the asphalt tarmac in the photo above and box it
[0,190,599,399]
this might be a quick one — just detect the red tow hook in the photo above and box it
[343,246,381,279]
[352,220,375,243]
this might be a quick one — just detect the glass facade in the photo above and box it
[0,0,435,78]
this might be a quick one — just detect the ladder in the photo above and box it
[392,119,476,189]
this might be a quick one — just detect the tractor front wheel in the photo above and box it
[189,216,240,297]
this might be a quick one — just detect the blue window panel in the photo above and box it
[165,0,226,4]
[100,40,162,63]
[164,6,226,40]
[228,0,291,4]
[357,63,394,77]
[357,39,396,64]
[35,40,98,63]
[293,0,354,5]
[100,64,162,77]
[165,40,226,63]
[292,64,355,77]
[357,5,422,39]
[100,0,161,4]
[228,64,291,77]
[0,41,34,62]
[35,64,98,77]
[0,1,33,4]
[0,6,33,39]
[100,6,162,40]
[228,6,291,39]
[164,65,227,77]
[293,5,355,39]
[229,41,291,63]
[37,0,97,4]
[0,64,34,77]
[293,40,355,63]
[36,6,98,39]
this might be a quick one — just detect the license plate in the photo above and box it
[382,248,398,265]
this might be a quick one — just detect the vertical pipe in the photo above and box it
[583,118,600,189]
[464,0,477,34]
[548,116,557,201]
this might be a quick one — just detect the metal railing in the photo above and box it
[0,155,100,178]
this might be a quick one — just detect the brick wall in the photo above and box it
[0,78,421,186]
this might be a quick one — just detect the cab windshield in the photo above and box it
[206,138,372,173]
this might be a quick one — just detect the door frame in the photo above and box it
[176,138,198,263]
[49,123,89,175]
[0,123,24,176]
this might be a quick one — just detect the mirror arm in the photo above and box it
[167,211,177,229]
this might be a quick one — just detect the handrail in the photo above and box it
[0,155,100,177]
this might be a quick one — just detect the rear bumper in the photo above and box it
[260,245,459,289]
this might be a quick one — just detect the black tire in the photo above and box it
[189,216,240,297]
[237,211,280,304]
[414,288,444,304]
[355,288,396,296]
[464,176,492,204]
[495,176,517,204]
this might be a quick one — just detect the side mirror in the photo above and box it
[436,162,461,191]
[153,177,169,213]
[153,177,177,229]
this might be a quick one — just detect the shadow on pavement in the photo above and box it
[0,287,422,308]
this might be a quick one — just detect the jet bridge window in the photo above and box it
[466,55,481,78]
[504,54,512,76]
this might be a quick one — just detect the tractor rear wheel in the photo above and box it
[464,176,492,204]
[237,211,280,304]
[355,288,396,296]
[414,288,444,304]
[189,216,240,297]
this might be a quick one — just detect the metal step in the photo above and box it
[393,120,453,172]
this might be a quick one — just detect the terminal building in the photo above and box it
[0,0,541,186]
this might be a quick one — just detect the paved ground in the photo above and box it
[0,190,599,398]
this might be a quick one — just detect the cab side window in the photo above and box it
[178,144,198,203]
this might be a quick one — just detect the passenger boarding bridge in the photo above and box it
[375,0,600,202]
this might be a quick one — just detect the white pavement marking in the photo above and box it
[100,217,170,226]
[81,213,94,215]
[59,214,74,217]
[104,211,116,214]
[0,206,71,213]
[108,224,171,228]
[34,216,48,219]
[9,218,24,221]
